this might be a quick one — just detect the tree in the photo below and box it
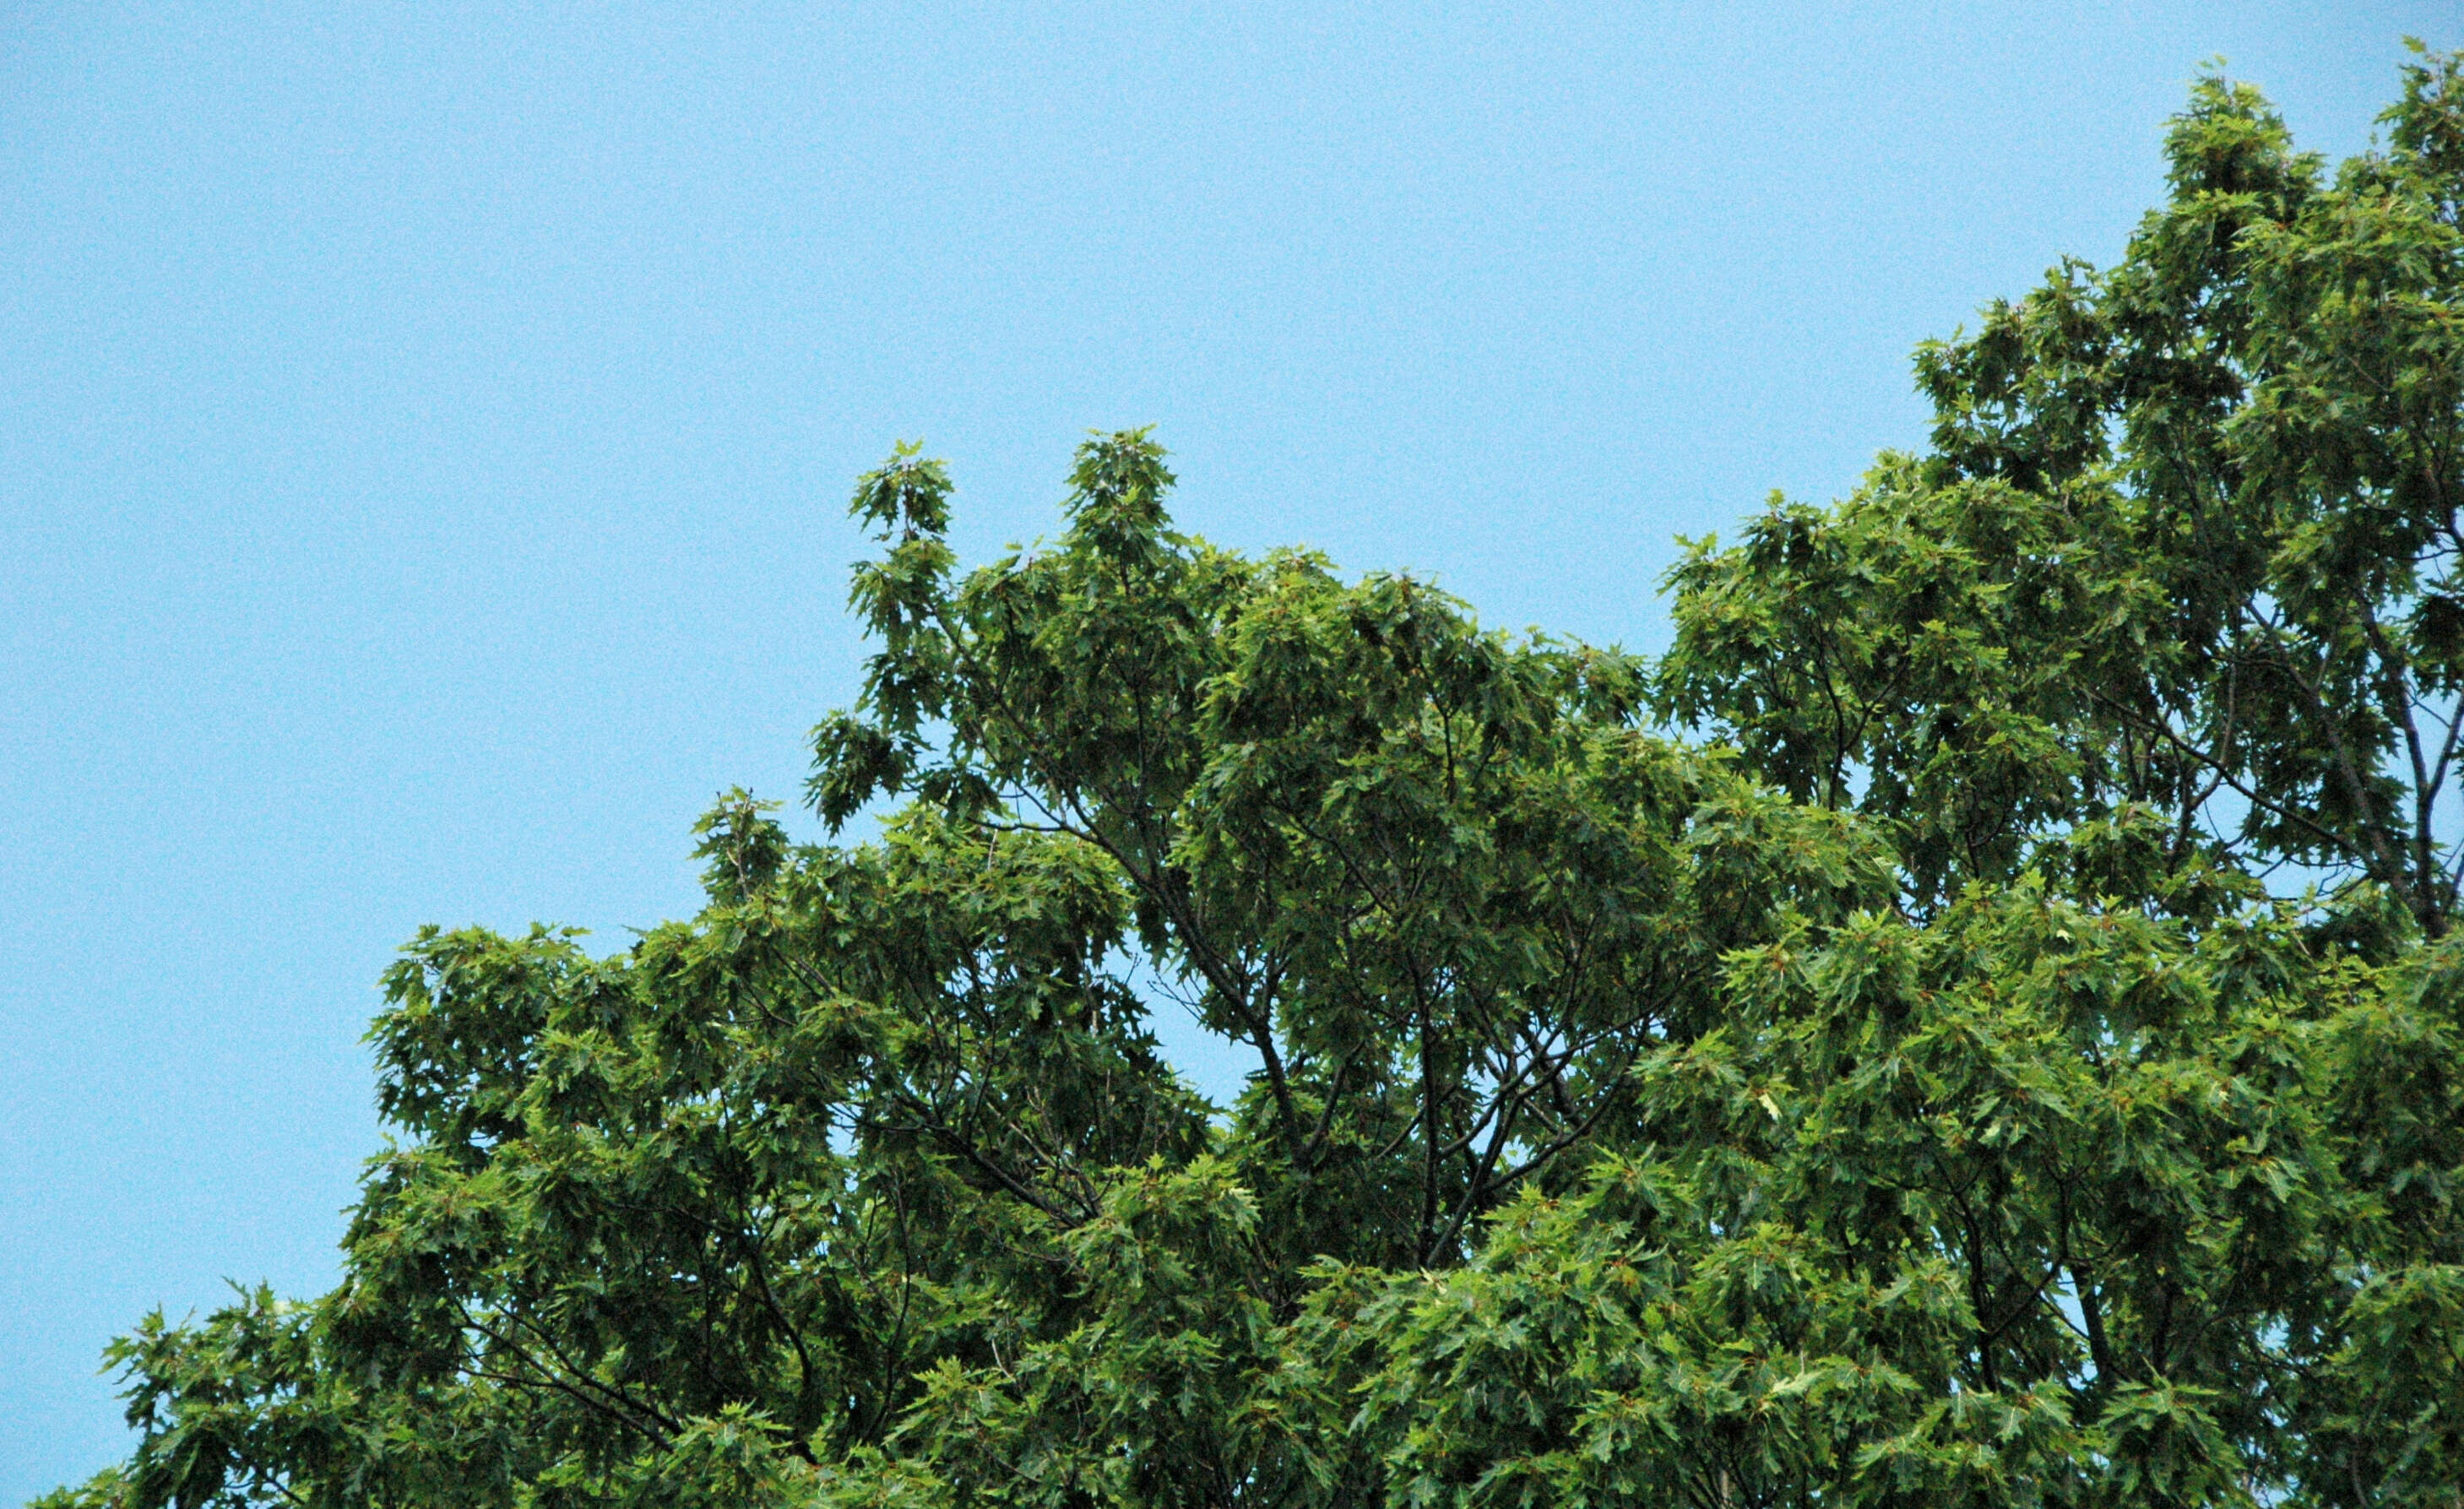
[40,46,2464,1509]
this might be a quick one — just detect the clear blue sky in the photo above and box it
[1,2,2449,1498]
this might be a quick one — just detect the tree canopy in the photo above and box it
[41,46,2464,1509]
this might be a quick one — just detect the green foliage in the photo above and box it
[41,48,2464,1509]
[1661,45,2464,936]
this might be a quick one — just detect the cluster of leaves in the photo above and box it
[41,46,2464,1509]
[1662,44,2464,932]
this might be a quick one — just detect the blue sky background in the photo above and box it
[2,2,2452,1498]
